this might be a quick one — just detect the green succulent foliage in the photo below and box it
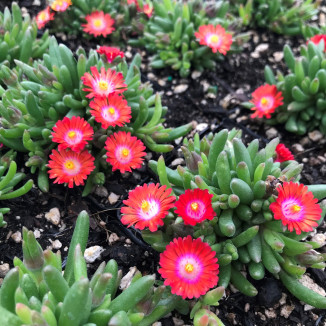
[0,2,50,67]
[0,211,185,326]
[0,36,192,195]
[49,0,147,43]
[231,0,319,35]
[148,129,326,308]
[0,150,33,227]
[129,0,249,77]
[262,41,326,135]
[301,23,326,39]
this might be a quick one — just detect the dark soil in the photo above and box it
[0,1,326,326]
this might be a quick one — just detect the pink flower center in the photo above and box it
[65,130,83,145]
[259,96,274,110]
[93,18,104,28]
[115,146,132,164]
[98,80,109,91]
[102,106,119,121]
[281,198,304,221]
[209,34,219,44]
[138,199,159,220]
[63,159,81,175]
[186,200,205,220]
[177,255,202,283]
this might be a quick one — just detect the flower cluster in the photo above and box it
[48,65,147,188]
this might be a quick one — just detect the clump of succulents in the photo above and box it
[0,210,190,325]
[230,0,319,35]
[0,36,192,195]
[120,128,326,308]
[247,39,326,135]
[0,2,50,67]
[129,0,249,77]
[0,150,33,227]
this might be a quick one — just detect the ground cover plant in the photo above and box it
[0,0,325,325]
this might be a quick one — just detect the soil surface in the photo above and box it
[0,1,326,326]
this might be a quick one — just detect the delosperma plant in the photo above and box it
[120,128,326,309]
[231,0,319,35]
[0,37,192,195]
[245,39,326,135]
[0,150,33,227]
[129,0,249,77]
[0,210,196,326]
[0,2,50,67]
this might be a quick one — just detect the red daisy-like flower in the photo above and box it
[270,182,322,234]
[89,94,131,129]
[275,143,294,163]
[48,149,95,188]
[250,84,284,119]
[105,131,146,173]
[121,183,175,232]
[159,236,219,299]
[50,0,72,12]
[51,116,94,152]
[307,35,326,51]
[82,11,115,37]
[97,46,124,63]
[35,7,54,29]
[143,4,153,18]
[175,189,216,226]
[81,66,127,99]
[194,24,232,55]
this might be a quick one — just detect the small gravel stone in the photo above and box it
[171,158,184,167]
[147,73,155,80]
[308,130,323,142]
[244,303,250,312]
[280,304,295,318]
[0,263,10,278]
[299,137,310,146]
[109,233,119,244]
[311,233,326,247]
[173,317,184,326]
[266,127,278,139]
[11,231,22,243]
[158,79,166,87]
[265,309,277,319]
[255,43,269,53]
[191,71,202,79]
[300,275,326,310]
[33,0,41,5]
[33,230,41,239]
[251,52,259,58]
[84,246,104,263]
[174,84,188,94]
[120,266,138,290]
[94,186,108,198]
[273,51,284,62]
[45,208,61,225]
[279,293,287,305]
[152,323,162,326]
[196,123,208,132]
[292,144,304,153]
[108,192,119,205]
[51,240,62,249]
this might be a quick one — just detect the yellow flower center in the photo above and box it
[185,263,194,273]
[94,19,103,28]
[121,148,130,157]
[210,34,219,43]
[291,204,301,213]
[108,107,115,115]
[64,160,75,170]
[39,12,47,20]
[141,200,150,212]
[67,131,76,139]
[98,81,108,91]
[261,97,269,105]
[191,202,199,211]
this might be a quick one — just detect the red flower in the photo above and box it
[51,116,94,152]
[105,131,146,173]
[82,11,115,37]
[97,46,124,63]
[159,236,219,299]
[275,144,294,163]
[35,7,54,29]
[195,24,232,55]
[175,189,216,226]
[81,66,127,99]
[48,149,95,188]
[121,183,175,232]
[307,35,326,51]
[250,85,283,119]
[270,182,322,234]
[143,4,153,18]
[89,94,131,129]
[50,0,72,12]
